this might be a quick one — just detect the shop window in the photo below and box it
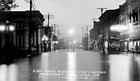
[138,41,140,46]
[129,41,133,50]
[134,41,136,46]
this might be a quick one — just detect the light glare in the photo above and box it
[0,25,6,31]
[9,25,15,31]
[42,35,48,41]
[110,25,128,32]
[73,40,77,44]
[69,29,74,35]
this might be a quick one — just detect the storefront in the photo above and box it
[120,23,140,53]
[107,36,122,54]
[127,40,140,53]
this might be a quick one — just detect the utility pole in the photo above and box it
[29,0,32,52]
[47,13,50,27]
[44,13,54,52]
[86,26,89,50]
[81,26,84,44]
[81,27,83,40]
[97,8,107,15]
[43,13,54,34]
[30,0,32,12]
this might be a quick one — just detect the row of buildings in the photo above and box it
[89,0,140,53]
[0,10,61,58]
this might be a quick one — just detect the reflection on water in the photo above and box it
[2,51,140,81]
[109,55,131,81]
[0,65,8,81]
[130,54,140,81]
[67,52,77,81]
[0,64,18,81]
[40,52,49,81]
[8,64,18,81]
[41,53,49,70]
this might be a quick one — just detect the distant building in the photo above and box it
[89,21,100,50]
[82,36,88,50]
[89,9,120,52]
[0,11,45,55]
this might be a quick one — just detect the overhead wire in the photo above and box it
[32,0,37,10]
[23,0,38,10]
[32,1,37,10]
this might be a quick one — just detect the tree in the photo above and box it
[0,0,18,11]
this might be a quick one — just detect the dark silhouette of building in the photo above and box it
[89,21,100,51]
[99,9,120,53]
[0,11,45,56]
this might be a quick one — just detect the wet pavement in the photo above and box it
[0,49,140,81]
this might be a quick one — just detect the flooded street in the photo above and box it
[0,49,140,81]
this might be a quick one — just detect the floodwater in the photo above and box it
[0,49,140,81]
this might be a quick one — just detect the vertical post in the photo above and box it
[29,0,32,52]
[86,26,89,50]
[30,0,32,12]
[81,26,84,49]
[81,26,83,44]
[47,13,52,52]
[48,13,50,27]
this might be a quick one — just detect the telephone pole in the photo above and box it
[43,13,54,27]
[97,8,107,15]
[86,26,89,50]
[47,13,50,27]
[29,0,32,52]
[44,13,54,51]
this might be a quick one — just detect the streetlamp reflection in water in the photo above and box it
[109,55,131,81]
[0,64,18,81]
[67,52,77,81]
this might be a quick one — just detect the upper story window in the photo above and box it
[128,8,139,23]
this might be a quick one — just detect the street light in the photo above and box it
[0,25,6,31]
[42,35,49,52]
[69,29,74,35]
[9,25,15,31]
[42,35,48,41]
[73,40,77,44]
[0,24,15,32]
[0,22,15,50]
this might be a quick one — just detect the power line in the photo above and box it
[23,0,37,10]
[32,0,38,10]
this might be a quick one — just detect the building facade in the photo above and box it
[0,11,45,55]
[89,9,120,53]
[119,0,140,52]
[99,9,120,53]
